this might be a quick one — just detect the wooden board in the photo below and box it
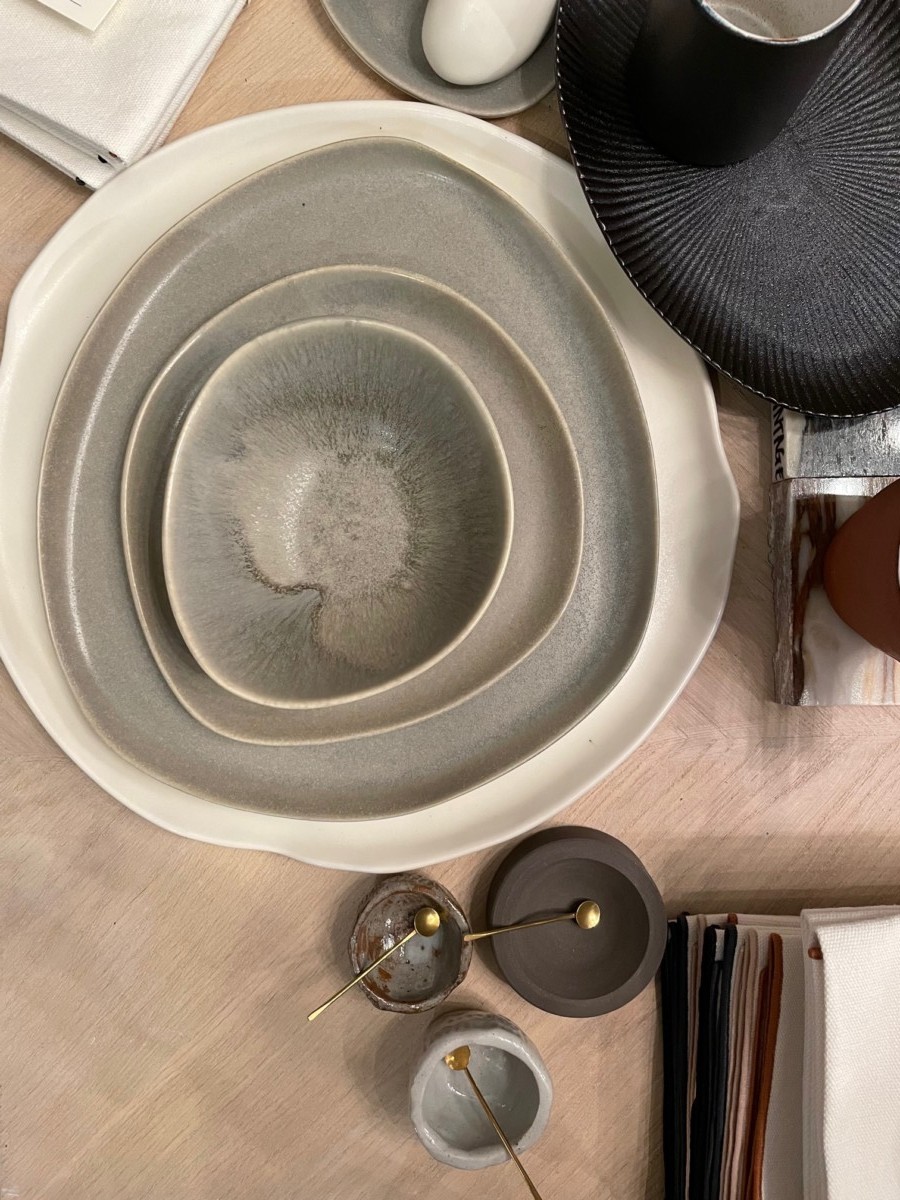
[2,3,900,1198]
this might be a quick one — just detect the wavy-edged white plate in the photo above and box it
[0,102,739,871]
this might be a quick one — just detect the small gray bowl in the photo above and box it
[349,873,472,1014]
[162,317,513,710]
[410,1009,553,1170]
[320,0,555,119]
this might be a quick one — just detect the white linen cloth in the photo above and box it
[0,0,246,187]
[802,907,900,1200]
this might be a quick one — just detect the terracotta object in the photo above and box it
[486,826,667,1017]
[824,478,900,662]
[349,873,471,1014]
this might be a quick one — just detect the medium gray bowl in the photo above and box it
[121,266,583,746]
[162,317,513,709]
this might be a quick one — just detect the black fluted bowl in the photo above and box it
[557,0,900,416]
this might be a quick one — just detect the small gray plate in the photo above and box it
[39,138,657,820]
[122,266,584,745]
[320,0,554,118]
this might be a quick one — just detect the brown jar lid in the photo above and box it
[485,826,666,1018]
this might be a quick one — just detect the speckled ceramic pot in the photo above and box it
[409,1009,553,1169]
[349,873,471,1014]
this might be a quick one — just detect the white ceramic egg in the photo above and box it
[422,0,556,87]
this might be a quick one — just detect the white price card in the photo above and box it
[30,0,121,31]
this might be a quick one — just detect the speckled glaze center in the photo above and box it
[226,433,419,672]
[238,454,411,596]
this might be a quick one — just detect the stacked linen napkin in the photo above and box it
[803,908,900,1200]
[0,0,246,188]
[661,909,900,1200]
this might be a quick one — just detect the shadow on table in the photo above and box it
[327,873,373,967]
[661,832,900,918]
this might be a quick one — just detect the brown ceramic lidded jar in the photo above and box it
[485,826,667,1018]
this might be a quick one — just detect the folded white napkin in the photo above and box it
[803,907,900,1200]
[0,0,246,188]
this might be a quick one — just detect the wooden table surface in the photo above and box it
[2,3,899,1198]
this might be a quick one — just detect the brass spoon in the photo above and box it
[464,899,601,942]
[444,1045,545,1200]
[307,906,441,1022]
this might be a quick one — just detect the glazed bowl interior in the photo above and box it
[703,0,862,40]
[422,1044,540,1151]
[350,878,470,1012]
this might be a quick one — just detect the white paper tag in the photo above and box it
[31,0,121,32]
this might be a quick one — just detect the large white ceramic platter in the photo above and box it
[0,102,739,871]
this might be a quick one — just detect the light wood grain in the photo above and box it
[2,3,899,1198]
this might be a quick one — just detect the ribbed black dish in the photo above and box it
[557,0,900,417]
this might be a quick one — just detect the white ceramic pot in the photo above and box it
[409,1009,553,1169]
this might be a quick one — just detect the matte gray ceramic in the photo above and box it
[162,317,513,709]
[122,266,583,745]
[409,1009,553,1170]
[39,137,657,820]
[320,0,554,118]
[349,873,471,1014]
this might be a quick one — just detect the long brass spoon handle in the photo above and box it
[465,911,578,942]
[463,1067,544,1200]
[307,928,415,1022]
